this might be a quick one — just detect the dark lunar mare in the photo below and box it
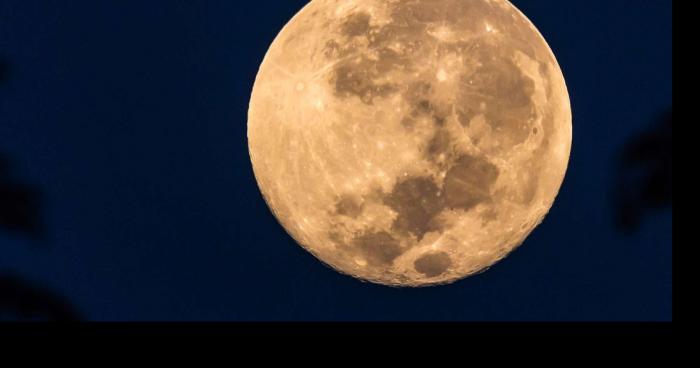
[383,176,445,241]
[414,251,452,277]
[443,154,500,210]
[352,230,404,266]
[335,194,364,218]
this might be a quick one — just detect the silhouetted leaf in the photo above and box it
[0,274,82,321]
[0,153,44,237]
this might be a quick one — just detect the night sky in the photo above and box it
[0,0,672,321]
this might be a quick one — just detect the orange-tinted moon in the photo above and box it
[248,0,571,286]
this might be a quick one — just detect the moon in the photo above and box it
[248,0,571,287]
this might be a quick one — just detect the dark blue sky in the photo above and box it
[0,0,672,321]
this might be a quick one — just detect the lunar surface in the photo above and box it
[248,0,571,286]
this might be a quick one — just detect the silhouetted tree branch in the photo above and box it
[613,108,672,232]
[1,57,82,321]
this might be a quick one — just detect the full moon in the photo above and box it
[248,0,571,286]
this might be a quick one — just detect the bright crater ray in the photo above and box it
[248,0,572,287]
